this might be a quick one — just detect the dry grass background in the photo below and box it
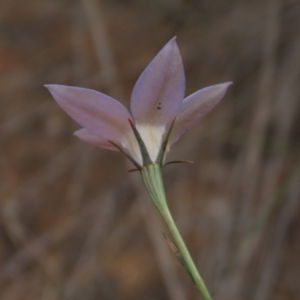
[1,0,300,299]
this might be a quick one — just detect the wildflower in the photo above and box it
[46,38,231,169]
[46,38,232,300]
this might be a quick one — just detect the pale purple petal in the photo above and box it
[45,84,132,142]
[169,82,232,146]
[74,129,117,151]
[74,128,143,165]
[46,84,143,164]
[131,37,185,127]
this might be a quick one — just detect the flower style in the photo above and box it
[46,38,231,169]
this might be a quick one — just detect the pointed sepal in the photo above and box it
[108,140,141,170]
[128,119,152,166]
[156,118,176,166]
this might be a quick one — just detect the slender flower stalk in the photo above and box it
[141,164,212,299]
[46,37,231,299]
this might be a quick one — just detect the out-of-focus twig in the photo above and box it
[254,34,300,300]
[225,0,282,298]
[239,0,281,231]
[71,9,90,83]
[254,163,300,300]
[62,191,117,300]
[214,161,300,300]
[81,0,123,99]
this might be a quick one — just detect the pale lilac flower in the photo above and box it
[46,38,231,169]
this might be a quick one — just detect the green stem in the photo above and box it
[141,164,213,300]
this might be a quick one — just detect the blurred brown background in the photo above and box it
[1,0,300,299]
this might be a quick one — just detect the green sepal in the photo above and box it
[164,160,193,167]
[109,140,141,170]
[128,119,152,166]
[156,118,176,167]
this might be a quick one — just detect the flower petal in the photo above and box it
[169,82,232,146]
[74,129,117,151]
[75,128,143,166]
[131,37,185,126]
[46,84,142,164]
[45,84,131,137]
[130,38,185,160]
